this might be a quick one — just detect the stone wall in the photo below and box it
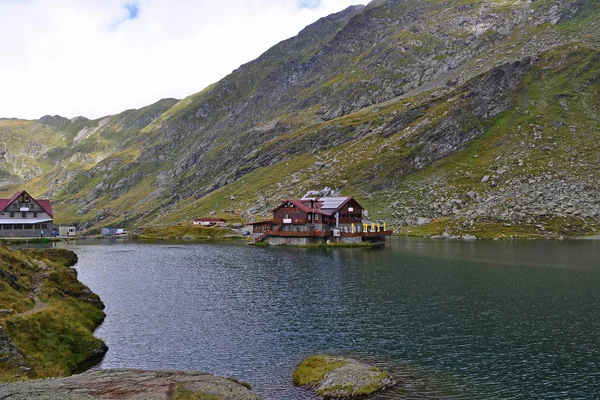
[264,235,368,246]
[265,237,314,246]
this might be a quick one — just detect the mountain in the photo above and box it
[1,0,599,238]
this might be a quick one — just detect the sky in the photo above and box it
[0,0,368,120]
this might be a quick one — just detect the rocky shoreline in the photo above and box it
[0,247,107,381]
[0,369,261,400]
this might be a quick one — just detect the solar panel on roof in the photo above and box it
[319,197,349,209]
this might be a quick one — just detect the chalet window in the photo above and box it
[33,212,38,218]
[3,225,11,230]
[24,224,33,229]
[41,224,48,229]
[21,212,26,218]
[10,212,14,218]
[25,196,29,201]
[284,213,289,219]
[14,224,22,229]
[12,204,17,209]
[34,224,40,229]
[315,214,319,221]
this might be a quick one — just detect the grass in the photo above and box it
[134,223,238,241]
[1,0,599,240]
[317,385,355,397]
[292,356,350,387]
[354,374,391,396]
[0,245,106,381]
[399,216,600,239]
[294,356,393,398]
[5,300,106,378]
[87,44,600,239]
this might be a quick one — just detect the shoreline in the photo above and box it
[0,246,107,381]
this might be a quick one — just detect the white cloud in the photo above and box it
[0,0,368,119]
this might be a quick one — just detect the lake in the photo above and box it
[60,238,600,399]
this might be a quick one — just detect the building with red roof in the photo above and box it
[193,218,227,227]
[250,196,391,245]
[0,190,53,237]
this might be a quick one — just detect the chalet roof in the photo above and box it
[272,199,313,213]
[0,190,53,218]
[273,196,357,216]
[248,220,274,225]
[318,197,349,209]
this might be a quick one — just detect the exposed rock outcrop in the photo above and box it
[1,0,599,236]
[0,369,262,400]
[293,355,395,399]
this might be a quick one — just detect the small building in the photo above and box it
[0,190,53,237]
[193,218,227,227]
[102,227,116,236]
[101,227,127,237]
[59,226,77,237]
[251,196,391,245]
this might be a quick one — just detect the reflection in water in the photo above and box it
[62,238,600,399]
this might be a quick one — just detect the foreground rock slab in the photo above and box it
[0,369,262,400]
[293,355,395,399]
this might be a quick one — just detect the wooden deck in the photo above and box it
[256,230,392,242]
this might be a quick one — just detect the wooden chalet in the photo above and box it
[0,190,53,237]
[250,196,391,245]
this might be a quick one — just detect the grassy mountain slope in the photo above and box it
[0,0,599,237]
[0,246,106,381]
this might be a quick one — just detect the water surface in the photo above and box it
[62,238,600,399]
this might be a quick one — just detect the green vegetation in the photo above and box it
[354,374,391,396]
[292,356,350,386]
[175,385,222,400]
[134,224,240,241]
[317,385,355,397]
[1,0,599,240]
[316,370,391,397]
[0,245,106,381]
[401,217,600,240]
[293,355,394,398]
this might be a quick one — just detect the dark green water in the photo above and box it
[63,238,600,399]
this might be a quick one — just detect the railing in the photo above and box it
[263,231,329,238]
[261,230,393,238]
[339,218,362,224]
[341,230,393,237]
[273,218,308,224]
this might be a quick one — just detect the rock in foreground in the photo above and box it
[0,369,262,400]
[293,355,395,399]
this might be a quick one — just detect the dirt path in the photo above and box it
[14,261,49,318]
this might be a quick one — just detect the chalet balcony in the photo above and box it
[261,230,392,238]
[339,217,362,224]
[273,218,309,224]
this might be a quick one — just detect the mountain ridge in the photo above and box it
[1,0,599,238]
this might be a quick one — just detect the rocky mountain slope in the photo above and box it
[1,0,599,237]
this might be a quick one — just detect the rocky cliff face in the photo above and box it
[0,0,599,236]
